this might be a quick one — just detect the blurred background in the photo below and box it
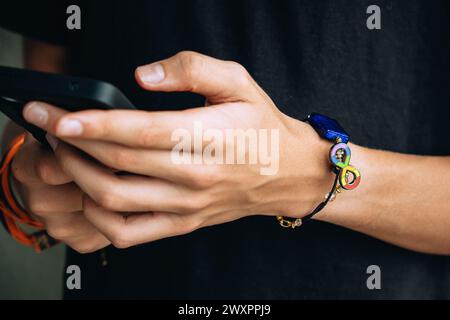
[0,27,64,300]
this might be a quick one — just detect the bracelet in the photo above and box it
[0,133,58,252]
[277,172,339,229]
[276,114,361,229]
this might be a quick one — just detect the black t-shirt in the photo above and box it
[1,0,450,299]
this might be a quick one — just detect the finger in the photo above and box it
[43,208,111,253]
[49,103,240,149]
[64,233,110,254]
[21,87,252,151]
[61,138,220,187]
[54,142,201,213]
[11,136,72,186]
[22,101,71,136]
[135,51,260,104]
[21,183,83,215]
[83,195,200,249]
[44,211,103,240]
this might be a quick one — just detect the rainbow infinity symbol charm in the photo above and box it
[330,142,361,190]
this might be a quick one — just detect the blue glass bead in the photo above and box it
[307,113,350,144]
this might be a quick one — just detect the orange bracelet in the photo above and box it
[0,133,57,252]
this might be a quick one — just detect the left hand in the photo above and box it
[23,51,334,249]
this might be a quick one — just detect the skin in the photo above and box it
[4,40,450,255]
[5,39,110,253]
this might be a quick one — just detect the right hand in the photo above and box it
[10,133,110,253]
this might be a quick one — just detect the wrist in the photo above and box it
[276,116,336,217]
[276,112,365,227]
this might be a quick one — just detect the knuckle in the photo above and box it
[47,225,74,240]
[83,110,113,138]
[176,50,200,66]
[228,61,252,87]
[27,196,48,214]
[35,158,57,185]
[105,217,133,249]
[110,232,132,249]
[110,148,135,169]
[95,189,122,212]
[189,167,222,189]
[181,194,211,213]
[137,126,158,148]
[229,61,247,74]
[71,242,102,254]
[177,51,204,86]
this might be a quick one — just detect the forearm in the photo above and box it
[317,144,450,255]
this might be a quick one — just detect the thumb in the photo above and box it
[135,51,260,104]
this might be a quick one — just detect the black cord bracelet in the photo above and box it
[276,168,340,229]
[276,113,362,229]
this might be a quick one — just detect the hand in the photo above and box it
[24,51,334,249]
[10,134,110,253]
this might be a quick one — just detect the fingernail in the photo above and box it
[23,102,48,127]
[46,133,59,151]
[57,119,83,136]
[137,63,165,84]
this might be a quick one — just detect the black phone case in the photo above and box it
[0,66,135,147]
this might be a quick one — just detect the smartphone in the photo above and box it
[0,66,135,147]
